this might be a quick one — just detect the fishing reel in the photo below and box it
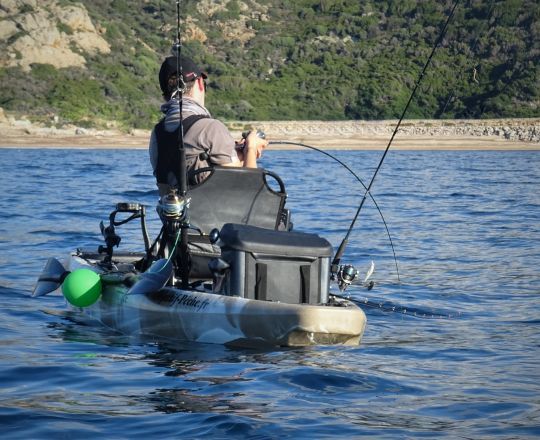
[157,191,190,234]
[331,261,375,292]
[334,264,359,292]
[241,129,266,140]
[236,129,266,151]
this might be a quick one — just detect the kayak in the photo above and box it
[34,166,367,348]
[67,251,366,347]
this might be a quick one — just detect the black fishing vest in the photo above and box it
[154,114,210,185]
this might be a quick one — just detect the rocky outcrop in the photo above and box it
[195,0,269,45]
[0,0,110,71]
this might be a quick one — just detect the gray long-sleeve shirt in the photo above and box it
[149,97,239,191]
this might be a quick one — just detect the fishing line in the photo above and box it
[270,140,400,282]
[166,229,182,265]
[333,293,459,319]
[332,0,462,270]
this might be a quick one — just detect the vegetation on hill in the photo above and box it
[0,0,538,129]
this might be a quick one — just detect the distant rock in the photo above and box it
[0,18,18,39]
[185,18,207,43]
[12,118,32,128]
[195,0,268,45]
[0,0,110,71]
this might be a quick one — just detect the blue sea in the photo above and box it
[0,147,539,439]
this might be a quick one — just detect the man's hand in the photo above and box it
[233,130,268,167]
[245,130,268,159]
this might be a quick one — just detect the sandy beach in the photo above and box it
[1,117,538,150]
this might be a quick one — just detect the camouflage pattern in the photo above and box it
[69,254,366,348]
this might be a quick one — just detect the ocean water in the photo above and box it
[0,147,539,439]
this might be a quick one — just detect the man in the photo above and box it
[149,55,268,195]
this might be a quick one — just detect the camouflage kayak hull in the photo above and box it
[69,254,366,348]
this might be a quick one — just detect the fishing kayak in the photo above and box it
[34,167,367,348]
[65,250,366,347]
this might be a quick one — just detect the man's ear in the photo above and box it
[197,77,205,92]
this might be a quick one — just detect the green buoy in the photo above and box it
[62,269,102,307]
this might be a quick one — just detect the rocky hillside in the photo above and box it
[0,0,539,129]
[0,0,110,70]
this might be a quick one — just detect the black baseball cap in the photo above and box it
[159,56,207,95]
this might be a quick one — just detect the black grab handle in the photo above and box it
[188,167,286,196]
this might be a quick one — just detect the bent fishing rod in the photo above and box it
[331,0,461,271]
[269,139,400,283]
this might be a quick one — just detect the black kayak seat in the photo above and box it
[187,166,287,234]
[186,166,287,278]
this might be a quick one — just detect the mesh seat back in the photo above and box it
[187,167,286,234]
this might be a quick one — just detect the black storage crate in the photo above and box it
[218,223,333,304]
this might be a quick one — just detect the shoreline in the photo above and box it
[0,118,538,150]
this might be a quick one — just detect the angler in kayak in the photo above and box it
[32,0,371,348]
[149,55,268,193]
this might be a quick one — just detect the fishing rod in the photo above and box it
[331,0,462,271]
[172,0,190,288]
[270,140,400,283]
[173,0,186,196]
